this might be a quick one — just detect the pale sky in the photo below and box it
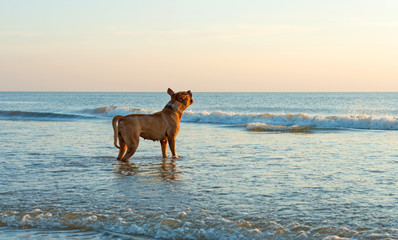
[1,0,398,92]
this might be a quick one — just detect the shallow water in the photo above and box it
[0,92,397,239]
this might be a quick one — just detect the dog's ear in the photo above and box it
[167,88,175,96]
[187,90,192,97]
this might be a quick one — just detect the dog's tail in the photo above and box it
[112,115,124,149]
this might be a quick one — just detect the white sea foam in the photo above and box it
[0,208,378,240]
[182,110,398,130]
[90,106,155,116]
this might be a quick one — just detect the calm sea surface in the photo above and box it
[0,92,397,239]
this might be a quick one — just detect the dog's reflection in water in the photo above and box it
[116,158,180,181]
[117,161,138,176]
[160,159,179,181]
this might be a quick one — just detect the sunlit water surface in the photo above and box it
[0,92,397,239]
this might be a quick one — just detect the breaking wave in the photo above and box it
[182,111,398,131]
[0,110,95,121]
[2,106,397,130]
[86,105,155,116]
[96,106,398,131]
[91,106,398,130]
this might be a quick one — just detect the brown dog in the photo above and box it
[112,88,194,162]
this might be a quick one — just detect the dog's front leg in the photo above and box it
[160,139,168,158]
[168,138,178,159]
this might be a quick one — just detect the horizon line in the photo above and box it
[1,90,397,93]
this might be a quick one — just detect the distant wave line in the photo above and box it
[2,106,397,130]
[0,110,96,121]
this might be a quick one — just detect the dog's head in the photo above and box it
[167,88,194,112]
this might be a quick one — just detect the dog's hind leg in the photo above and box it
[117,135,127,160]
[160,139,168,158]
[121,137,139,162]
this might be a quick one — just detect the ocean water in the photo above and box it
[0,92,397,240]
